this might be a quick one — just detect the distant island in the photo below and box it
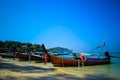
[48,47,72,53]
[0,40,71,53]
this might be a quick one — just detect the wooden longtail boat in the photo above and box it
[0,53,14,58]
[16,53,44,61]
[42,44,111,67]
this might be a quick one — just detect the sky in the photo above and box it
[0,0,120,52]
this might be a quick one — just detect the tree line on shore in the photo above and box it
[0,40,44,53]
[0,40,71,53]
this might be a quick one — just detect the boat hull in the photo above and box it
[50,55,110,67]
[0,53,14,58]
[16,53,44,61]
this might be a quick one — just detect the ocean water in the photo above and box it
[56,52,120,80]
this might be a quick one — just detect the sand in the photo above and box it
[0,57,86,80]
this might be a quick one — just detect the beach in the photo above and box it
[0,53,120,80]
[0,57,85,80]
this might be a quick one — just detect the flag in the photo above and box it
[103,42,106,46]
[96,42,106,49]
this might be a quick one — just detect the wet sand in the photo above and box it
[0,57,119,80]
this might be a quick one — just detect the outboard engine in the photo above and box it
[105,51,110,59]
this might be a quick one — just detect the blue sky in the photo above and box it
[0,0,120,52]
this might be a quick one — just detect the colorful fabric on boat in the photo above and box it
[87,58,100,61]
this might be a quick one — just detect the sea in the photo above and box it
[54,52,120,80]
